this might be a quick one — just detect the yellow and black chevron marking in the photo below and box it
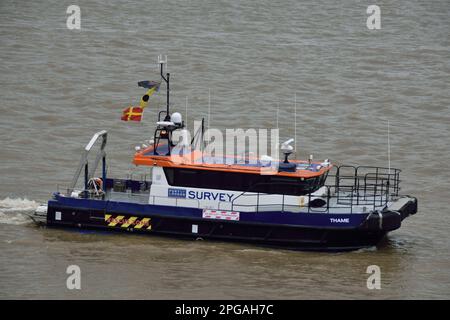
[104,214,152,230]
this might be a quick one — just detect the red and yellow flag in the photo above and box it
[121,106,144,122]
[121,81,160,122]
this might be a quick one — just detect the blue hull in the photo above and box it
[42,194,417,251]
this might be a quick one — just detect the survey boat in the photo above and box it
[33,58,417,251]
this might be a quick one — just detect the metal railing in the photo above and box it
[334,165,401,198]
[107,190,149,204]
[230,165,401,214]
[56,165,401,215]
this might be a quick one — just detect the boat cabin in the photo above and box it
[133,139,332,196]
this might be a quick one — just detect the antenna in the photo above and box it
[294,93,297,154]
[185,96,188,131]
[276,103,279,129]
[388,120,391,174]
[206,88,211,144]
[208,88,211,129]
[158,55,170,121]
[158,54,167,66]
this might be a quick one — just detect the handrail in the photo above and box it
[70,164,401,215]
[231,165,401,214]
[148,194,201,208]
[231,179,321,206]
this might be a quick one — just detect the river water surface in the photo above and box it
[0,0,449,299]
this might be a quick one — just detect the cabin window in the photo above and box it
[165,167,175,184]
[163,167,323,195]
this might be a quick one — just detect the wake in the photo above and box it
[0,197,39,225]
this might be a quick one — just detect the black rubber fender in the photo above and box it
[360,211,401,232]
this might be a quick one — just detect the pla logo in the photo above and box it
[168,188,186,198]
[330,218,350,223]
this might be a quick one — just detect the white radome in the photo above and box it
[260,155,273,167]
[171,112,182,125]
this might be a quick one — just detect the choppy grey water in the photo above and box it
[1,0,449,299]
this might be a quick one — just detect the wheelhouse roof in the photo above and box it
[133,143,332,179]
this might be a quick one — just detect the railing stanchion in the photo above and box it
[350,186,353,214]
[308,191,311,213]
[257,192,260,213]
[326,186,330,212]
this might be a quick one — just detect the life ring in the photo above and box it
[93,177,103,190]
[88,177,103,195]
